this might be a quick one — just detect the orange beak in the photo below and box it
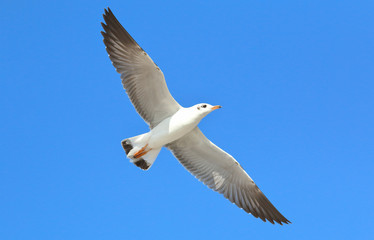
[211,105,222,110]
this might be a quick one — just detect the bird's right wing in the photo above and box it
[167,127,290,225]
[101,8,181,128]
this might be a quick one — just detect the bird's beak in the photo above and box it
[211,105,222,110]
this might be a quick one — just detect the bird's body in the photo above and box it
[149,105,209,148]
[124,104,220,169]
[101,8,290,225]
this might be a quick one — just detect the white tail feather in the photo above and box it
[121,133,161,170]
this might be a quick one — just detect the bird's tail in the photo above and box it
[121,133,161,170]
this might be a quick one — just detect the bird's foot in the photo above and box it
[133,144,152,159]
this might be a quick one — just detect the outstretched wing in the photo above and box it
[167,127,290,225]
[101,8,181,128]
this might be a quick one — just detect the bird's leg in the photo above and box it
[133,144,152,159]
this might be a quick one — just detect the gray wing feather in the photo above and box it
[167,127,290,225]
[101,8,181,127]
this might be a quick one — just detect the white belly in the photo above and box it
[148,109,198,148]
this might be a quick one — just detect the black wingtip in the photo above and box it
[275,218,291,225]
[103,7,113,17]
[100,31,105,36]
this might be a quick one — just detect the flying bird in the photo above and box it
[101,7,290,225]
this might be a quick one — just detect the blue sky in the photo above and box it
[1,0,373,239]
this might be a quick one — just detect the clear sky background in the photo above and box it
[1,0,373,239]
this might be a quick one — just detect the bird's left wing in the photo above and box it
[167,127,290,225]
[101,8,181,128]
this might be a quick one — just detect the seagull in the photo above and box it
[101,7,290,225]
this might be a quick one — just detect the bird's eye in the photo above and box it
[197,106,200,110]
[202,104,207,108]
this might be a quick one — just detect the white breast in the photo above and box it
[148,108,200,148]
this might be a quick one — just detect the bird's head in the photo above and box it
[193,103,222,118]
